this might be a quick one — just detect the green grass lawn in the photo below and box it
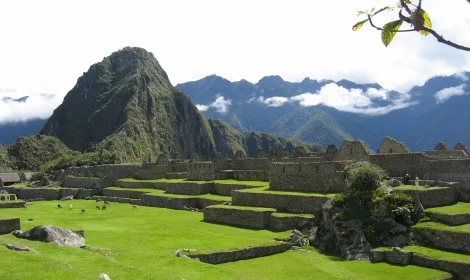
[0,201,451,280]
[413,221,470,233]
[393,185,449,191]
[426,202,470,215]
[404,245,470,264]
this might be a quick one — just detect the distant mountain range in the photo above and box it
[177,72,470,151]
[1,55,469,152]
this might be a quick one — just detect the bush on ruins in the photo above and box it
[313,162,416,257]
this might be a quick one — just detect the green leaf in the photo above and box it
[381,20,403,47]
[352,19,368,31]
[418,9,432,35]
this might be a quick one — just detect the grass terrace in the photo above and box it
[0,200,452,280]
[403,246,470,264]
[393,185,449,191]
[118,178,269,187]
[236,186,337,198]
[426,202,470,215]
[104,187,232,201]
[413,221,470,233]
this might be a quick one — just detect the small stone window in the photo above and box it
[298,166,302,172]
[282,166,286,173]
[389,148,393,153]
[316,166,320,172]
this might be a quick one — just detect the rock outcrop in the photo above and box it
[13,225,85,248]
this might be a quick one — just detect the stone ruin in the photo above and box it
[377,137,410,154]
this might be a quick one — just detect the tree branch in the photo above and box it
[367,15,415,32]
[419,26,470,51]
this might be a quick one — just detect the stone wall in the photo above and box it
[0,201,26,208]
[424,159,470,192]
[204,205,276,229]
[423,150,468,158]
[133,165,169,180]
[412,227,470,253]
[335,140,370,161]
[228,158,270,171]
[395,187,457,208]
[0,186,95,200]
[217,170,269,181]
[141,194,199,210]
[102,188,151,199]
[269,162,345,193]
[0,218,20,234]
[61,177,111,189]
[231,189,330,213]
[369,153,428,178]
[371,248,465,279]
[114,180,167,190]
[212,183,258,196]
[62,164,143,180]
[165,183,213,195]
[187,162,215,180]
[187,243,292,264]
[268,213,315,231]
[377,137,410,154]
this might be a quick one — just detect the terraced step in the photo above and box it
[184,242,292,264]
[164,182,213,195]
[231,187,334,214]
[393,185,458,208]
[411,222,470,253]
[115,179,264,195]
[115,179,168,190]
[371,246,470,280]
[426,202,470,225]
[166,172,187,179]
[204,205,277,229]
[103,187,155,199]
[204,205,316,231]
[269,213,315,231]
[141,192,230,210]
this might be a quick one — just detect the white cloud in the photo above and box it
[455,72,469,81]
[249,96,290,107]
[365,88,388,100]
[247,83,413,115]
[289,83,413,115]
[0,92,63,123]
[195,104,209,112]
[263,96,290,107]
[197,95,232,113]
[210,95,232,113]
[435,84,468,103]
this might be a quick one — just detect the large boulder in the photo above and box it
[13,225,85,248]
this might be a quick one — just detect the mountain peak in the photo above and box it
[257,75,285,87]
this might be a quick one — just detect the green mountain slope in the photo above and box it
[5,135,73,171]
[41,47,310,163]
[41,47,217,162]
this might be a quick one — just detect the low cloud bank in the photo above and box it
[249,83,413,115]
[0,91,62,123]
[196,94,232,113]
[435,84,468,103]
